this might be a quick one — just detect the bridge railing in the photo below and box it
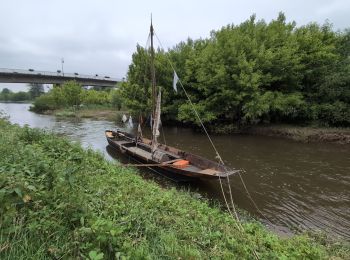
[0,68,121,82]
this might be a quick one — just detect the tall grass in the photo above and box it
[0,119,348,259]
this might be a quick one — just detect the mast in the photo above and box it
[150,15,158,149]
[150,16,156,126]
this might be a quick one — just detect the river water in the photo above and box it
[1,102,349,240]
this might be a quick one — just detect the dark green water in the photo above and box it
[1,102,349,240]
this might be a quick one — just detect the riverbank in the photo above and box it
[0,119,348,259]
[204,122,350,144]
[35,106,126,121]
[27,103,350,144]
[48,107,350,144]
[246,125,350,144]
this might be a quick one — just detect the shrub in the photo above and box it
[110,89,123,110]
[31,93,57,112]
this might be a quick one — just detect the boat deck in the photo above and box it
[107,132,235,178]
[125,145,204,173]
[128,146,153,160]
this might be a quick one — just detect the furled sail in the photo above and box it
[122,114,127,123]
[128,115,133,128]
[152,88,161,153]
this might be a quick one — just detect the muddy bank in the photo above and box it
[246,125,350,144]
[25,103,350,144]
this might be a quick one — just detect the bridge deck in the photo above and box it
[0,68,121,87]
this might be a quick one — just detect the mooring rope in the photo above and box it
[154,32,243,231]
[152,31,286,258]
[154,31,262,259]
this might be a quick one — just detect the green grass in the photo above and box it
[53,106,125,120]
[0,119,348,259]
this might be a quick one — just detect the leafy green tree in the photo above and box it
[11,91,31,101]
[1,88,11,94]
[34,13,348,128]
[31,93,57,111]
[28,83,44,98]
[62,81,82,107]
[80,89,109,105]
[0,88,12,101]
[110,89,123,110]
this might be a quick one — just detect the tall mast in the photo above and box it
[150,16,156,122]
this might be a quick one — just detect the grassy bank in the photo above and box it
[0,120,348,259]
[31,103,125,121]
[52,106,125,121]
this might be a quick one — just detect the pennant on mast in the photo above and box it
[173,71,179,92]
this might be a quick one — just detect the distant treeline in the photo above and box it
[121,13,350,128]
[31,81,122,112]
[0,90,31,101]
[0,83,45,102]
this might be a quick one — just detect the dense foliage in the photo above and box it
[0,88,32,102]
[28,83,45,98]
[31,81,122,112]
[0,120,348,259]
[121,13,350,128]
[0,84,45,102]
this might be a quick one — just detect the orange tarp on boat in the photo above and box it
[173,160,189,168]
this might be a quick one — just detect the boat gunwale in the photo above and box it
[105,129,237,179]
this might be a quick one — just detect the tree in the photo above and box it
[0,88,12,101]
[110,89,123,110]
[1,88,11,94]
[28,83,44,98]
[62,81,82,107]
[122,13,350,128]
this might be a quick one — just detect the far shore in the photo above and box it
[29,105,350,145]
[245,125,350,145]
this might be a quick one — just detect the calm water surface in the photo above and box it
[1,103,349,240]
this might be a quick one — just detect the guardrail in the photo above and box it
[0,68,121,82]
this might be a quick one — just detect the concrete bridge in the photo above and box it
[0,68,121,87]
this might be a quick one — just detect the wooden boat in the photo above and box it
[105,129,237,179]
[106,19,237,180]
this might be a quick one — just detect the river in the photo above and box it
[1,102,349,240]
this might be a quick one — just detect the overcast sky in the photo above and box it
[1,0,349,91]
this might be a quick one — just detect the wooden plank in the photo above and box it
[106,132,114,138]
[128,147,152,160]
[199,168,221,175]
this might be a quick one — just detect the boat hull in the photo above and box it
[105,129,237,180]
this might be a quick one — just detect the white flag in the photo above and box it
[122,114,127,123]
[128,115,133,128]
[173,71,179,92]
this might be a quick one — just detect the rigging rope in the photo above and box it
[154,32,242,230]
[154,30,273,227]
[154,31,263,259]
[160,121,167,146]
[154,31,265,259]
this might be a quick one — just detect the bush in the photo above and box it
[62,81,82,107]
[110,89,123,110]
[31,82,118,112]
[314,102,350,126]
[31,93,57,112]
[80,89,110,105]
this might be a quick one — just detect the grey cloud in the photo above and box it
[0,0,349,85]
